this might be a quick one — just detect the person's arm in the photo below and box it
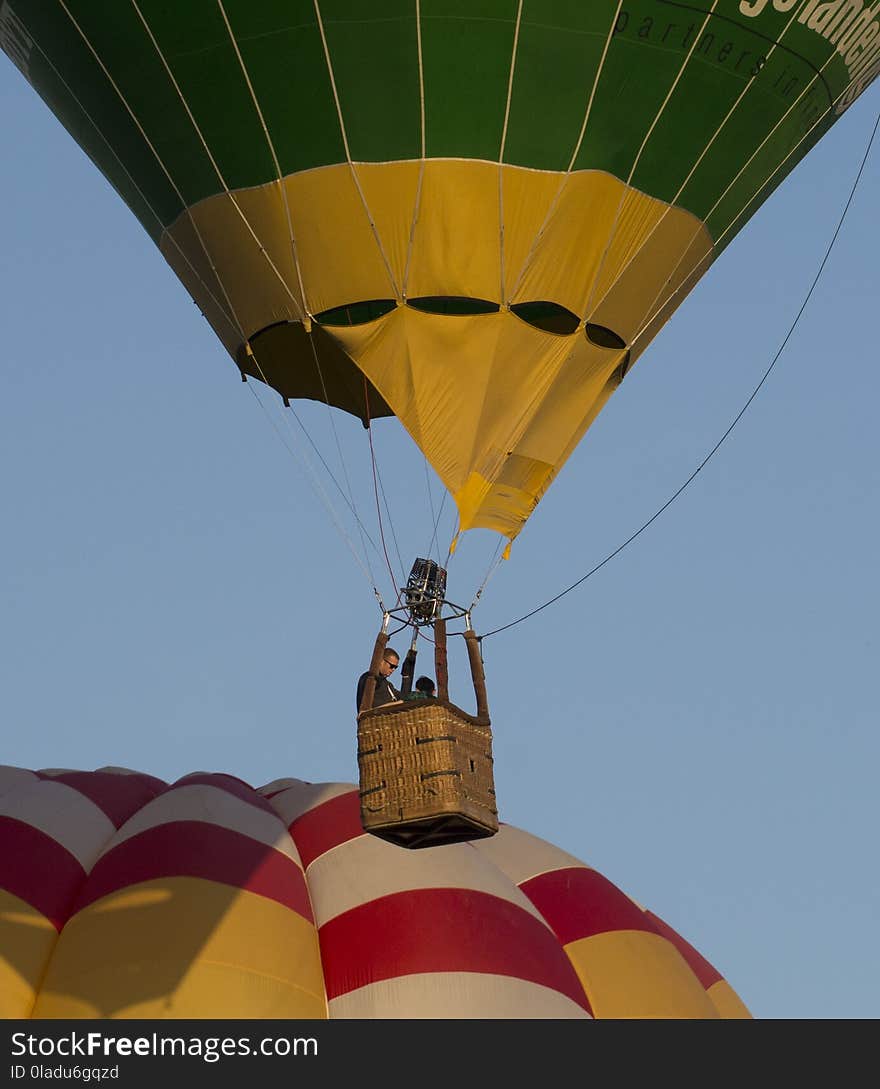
[400,648,416,697]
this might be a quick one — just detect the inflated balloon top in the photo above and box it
[0,764,751,1018]
[3,1,876,544]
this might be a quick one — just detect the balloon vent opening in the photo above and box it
[314,300,396,326]
[510,301,580,335]
[407,296,500,316]
[585,323,627,349]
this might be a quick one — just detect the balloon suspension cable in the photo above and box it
[303,329,380,584]
[364,377,404,610]
[240,344,381,594]
[421,453,448,566]
[468,535,507,613]
[482,101,880,643]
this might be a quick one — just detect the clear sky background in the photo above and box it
[2,52,878,1020]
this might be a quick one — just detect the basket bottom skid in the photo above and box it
[367,811,498,850]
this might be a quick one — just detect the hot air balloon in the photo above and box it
[2,0,875,549]
[2,2,873,1006]
[0,764,751,1019]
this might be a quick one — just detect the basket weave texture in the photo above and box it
[357,699,497,842]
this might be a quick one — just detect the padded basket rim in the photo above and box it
[358,696,490,729]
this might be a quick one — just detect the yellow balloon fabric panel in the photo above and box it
[159,161,711,541]
[35,878,324,1019]
[330,307,627,538]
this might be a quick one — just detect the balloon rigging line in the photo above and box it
[587,3,803,334]
[369,437,404,610]
[251,326,381,587]
[248,332,383,595]
[364,394,405,610]
[376,465,407,591]
[129,0,307,322]
[55,0,250,343]
[582,2,719,322]
[313,0,401,303]
[421,455,439,562]
[243,324,381,575]
[245,382,378,589]
[415,0,426,161]
[629,46,863,360]
[624,36,840,356]
[217,0,311,323]
[468,538,507,615]
[421,455,448,566]
[510,4,808,360]
[270,392,380,557]
[359,387,406,595]
[502,0,821,425]
[402,0,427,300]
[496,0,524,302]
[304,333,377,580]
[483,103,880,641]
[708,72,845,254]
[508,1,623,302]
[590,11,871,347]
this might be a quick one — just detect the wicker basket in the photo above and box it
[357,698,498,849]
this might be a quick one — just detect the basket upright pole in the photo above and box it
[464,626,489,721]
[434,617,449,701]
[359,627,389,715]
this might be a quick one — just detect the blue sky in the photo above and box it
[2,54,878,1019]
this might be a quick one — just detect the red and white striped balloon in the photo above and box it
[0,765,749,1018]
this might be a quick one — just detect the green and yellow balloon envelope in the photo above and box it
[3,0,876,541]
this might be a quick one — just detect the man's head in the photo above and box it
[379,648,399,677]
[415,675,435,696]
